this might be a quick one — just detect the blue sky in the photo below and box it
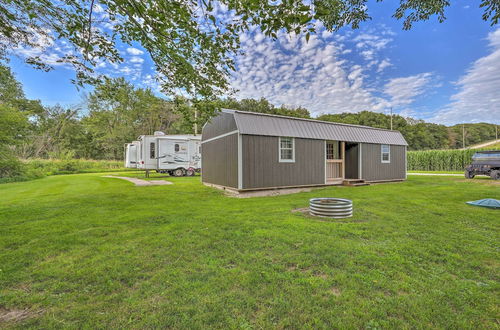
[8,0,500,125]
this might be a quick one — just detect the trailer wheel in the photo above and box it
[186,168,195,176]
[173,168,185,177]
[490,170,500,180]
[465,170,475,179]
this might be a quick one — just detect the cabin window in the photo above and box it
[150,142,155,159]
[381,144,390,163]
[175,144,180,152]
[279,137,295,162]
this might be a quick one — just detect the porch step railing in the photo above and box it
[326,160,343,180]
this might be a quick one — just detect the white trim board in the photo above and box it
[359,143,363,180]
[324,140,327,184]
[238,133,243,190]
[404,146,407,180]
[201,130,239,144]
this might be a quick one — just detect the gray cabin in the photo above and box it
[201,109,408,191]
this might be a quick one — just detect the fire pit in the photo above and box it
[309,198,353,218]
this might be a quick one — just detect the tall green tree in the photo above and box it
[20,105,87,159]
[0,64,43,114]
[0,104,29,177]
[84,78,191,159]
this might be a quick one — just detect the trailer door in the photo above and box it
[157,139,189,170]
[173,141,188,164]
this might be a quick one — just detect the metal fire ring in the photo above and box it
[309,198,353,218]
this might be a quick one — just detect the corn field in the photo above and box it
[407,149,477,171]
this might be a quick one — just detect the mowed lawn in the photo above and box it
[0,173,498,328]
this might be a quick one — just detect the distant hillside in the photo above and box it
[468,139,500,150]
[317,112,499,151]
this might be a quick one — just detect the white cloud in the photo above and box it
[383,72,434,107]
[230,30,380,116]
[353,33,392,50]
[229,26,432,117]
[8,28,77,68]
[129,56,144,64]
[126,47,144,55]
[430,28,500,124]
[377,59,392,72]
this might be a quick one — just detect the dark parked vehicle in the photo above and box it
[465,151,500,180]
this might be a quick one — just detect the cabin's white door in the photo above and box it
[325,141,345,182]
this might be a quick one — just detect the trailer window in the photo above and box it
[381,144,390,163]
[175,144,179,152]
[279,137,295,162]
[150,142,155,159]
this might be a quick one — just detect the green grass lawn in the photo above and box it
[0,173,498,328]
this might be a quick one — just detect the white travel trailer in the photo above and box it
[124,141,140,168]
[136,132,201,176]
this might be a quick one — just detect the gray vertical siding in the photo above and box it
[360,143,406,181]
[345,143,359,179]
[202,112,237,141]
[201,133,238,188]
[242,135,325,189]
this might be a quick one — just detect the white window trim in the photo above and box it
[279,137,295,163]
[381,144,391,163]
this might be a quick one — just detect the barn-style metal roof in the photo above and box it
[223,109,408,146]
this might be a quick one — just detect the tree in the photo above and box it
[218,97,311,118]
[448,123,498,149]
[84,78,191,159]
[1,0,498,103]
[0,62,41,177]
[0,104,29,178]
[21,105,87,159]
[0,64,43,114]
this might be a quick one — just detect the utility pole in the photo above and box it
[194,109,198,135]
[496,124,498,140]
[390,107,393,130]
[462,124,466,149]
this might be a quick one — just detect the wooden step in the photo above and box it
[342,179,370,187]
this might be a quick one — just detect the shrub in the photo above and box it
[0,149,25,178]
[1,158,131,184]
[22,158,129,176]
[0,148,46,183]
